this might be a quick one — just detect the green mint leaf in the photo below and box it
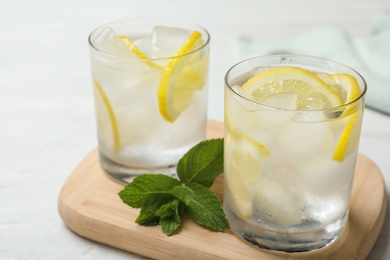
[171,185,194,205]
[156,198,182,221]
[173,183,230,232]
[118,174,180,208]
[135,195,170,226]
[177,138,223,187]
[160,215,182,236]
[119,139,230,236]
[156,199,184,236]
[136,209,160,226]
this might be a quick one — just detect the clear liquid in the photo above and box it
[224,68,363,252]
[224,201,349,252]
[90,32,209,183]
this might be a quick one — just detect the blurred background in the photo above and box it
[1,0,389,259]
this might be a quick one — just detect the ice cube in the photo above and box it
[287,110,330,123]
[149,26,192,59]
[226,85,260,134]
[261,91,297,109]
[91,27,115,50]
[117,99,162,147]
[299,158,351,224]
[91,27,161,73]
[231,85,259,111]
[91,27,135,58]
[253,176,304,226]
[277,120,332,160]
[247,92,296,129]
[298,156,353,197]
[92,28,152,63]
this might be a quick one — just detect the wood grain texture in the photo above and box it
[58,120,386,260]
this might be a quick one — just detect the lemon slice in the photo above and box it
[242,67,342,110]
[224,131,270,219]
[317,73,361,112]
[158,31,208,122]
[93,79,120,153]
[332,112,361,162]
[240,67,362,162]
[117,36,164,70]
[318,73,362,162]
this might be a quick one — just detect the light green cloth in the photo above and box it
[238,12,390,115]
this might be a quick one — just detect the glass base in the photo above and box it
[227,206,348,253]
[99,151,177,184]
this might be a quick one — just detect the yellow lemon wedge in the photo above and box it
[117,36,164,70]
[242,67,342,110]
[318,73,362,162]
[224,131,270,219]
[332,112,361,162]
[158,31,208,122]
[317,73,361,112]
[240,67,363,162]
[93,79,120,153]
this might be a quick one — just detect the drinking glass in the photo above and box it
[88,18,210,183]
[224,54,366,252]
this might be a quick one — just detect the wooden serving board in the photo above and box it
[58,120,387,259]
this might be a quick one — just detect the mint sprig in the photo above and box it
[118,138,229,236]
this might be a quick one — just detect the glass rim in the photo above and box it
[225,54,367,112]
[88,17,210,61]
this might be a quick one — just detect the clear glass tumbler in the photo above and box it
[88,18,210,183]
[223,54,367,252]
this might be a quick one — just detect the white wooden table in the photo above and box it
[1,0,389,259]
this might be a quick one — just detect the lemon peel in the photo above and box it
[320,73,362,162]
[158,31,207,122]
[332,111,360,162]
[94,79,120,153]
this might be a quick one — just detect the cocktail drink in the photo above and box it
[88,18,210,183]
[224,55,366,252]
